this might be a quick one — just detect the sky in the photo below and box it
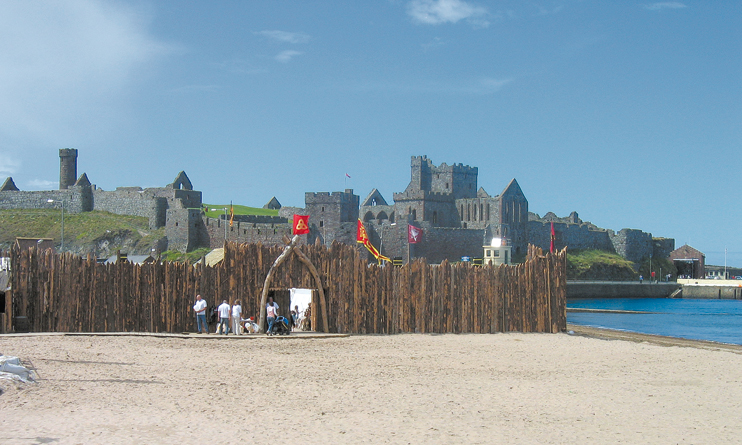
[0,0,740,266]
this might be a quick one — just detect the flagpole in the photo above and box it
[407,224,411,264]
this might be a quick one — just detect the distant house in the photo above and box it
[669,244,705,279]
[15,237,55,253]
[263,197,282,210]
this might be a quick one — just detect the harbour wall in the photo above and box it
[567,281,681,299]
[677,279,742,299]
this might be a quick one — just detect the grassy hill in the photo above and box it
[202,204,279,219]
[0,209,165,257]
[567,250,638,280]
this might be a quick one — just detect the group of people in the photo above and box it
[192,294,243,335]
[192,294,309,335]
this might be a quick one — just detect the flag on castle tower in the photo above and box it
[293,214,310,235]
[550,221,555,253]
[229,201,234,227]
[357,219,390,262]
[345,173,351,178]
[408,225,423,244]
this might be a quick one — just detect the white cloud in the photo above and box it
[407,0,489,26]
[0,153,20,176]
[345,76,513,95]
[0,0,175,144]
[27,179,57,190]
[643,2,687,11]
[256,30,310,44]
[275,50,303,63]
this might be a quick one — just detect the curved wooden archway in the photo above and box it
[257,235,329,333]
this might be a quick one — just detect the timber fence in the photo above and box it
[9,242,566,334]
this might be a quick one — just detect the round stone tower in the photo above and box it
[59,148,78,190]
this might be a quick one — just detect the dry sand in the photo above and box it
[1,331,741,445]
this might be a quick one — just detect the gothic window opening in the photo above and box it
[412,209,417,220]
[432,211,438,224]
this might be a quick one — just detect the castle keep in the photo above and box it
[0,151,674,263]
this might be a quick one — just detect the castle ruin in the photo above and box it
[0,151,674,263]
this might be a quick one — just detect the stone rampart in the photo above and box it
[528,221,614,253]
[200,216,294,249]
[610,229,652,263]
[0,189,88,213]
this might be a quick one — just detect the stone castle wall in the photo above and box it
[527,221,615,252]
[609,229,653,263]
[0,188,89,213]
[364,221,486,264]
[198,216,294,249]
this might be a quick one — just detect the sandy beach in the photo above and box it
[1,331,741,445]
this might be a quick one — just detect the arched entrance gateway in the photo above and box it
[258,235,329,333]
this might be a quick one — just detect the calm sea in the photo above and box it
[567,298,742,345]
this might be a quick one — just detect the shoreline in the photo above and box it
[567,323,742,353]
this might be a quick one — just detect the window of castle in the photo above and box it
[480,204,484,220]
[321,207,325,212]
[412,209,417,220]
[432,211,438,224]
[486,204,490,220]
[445,183,449,189]
[473,205,477,221]
[320,220,324,227]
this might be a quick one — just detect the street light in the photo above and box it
[47,199,65,252]
[211,207,228,241]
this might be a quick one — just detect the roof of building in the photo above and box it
[669,244,705,260]
[361,189,388,207]
[0,177,19,191]
[263,197,282,209]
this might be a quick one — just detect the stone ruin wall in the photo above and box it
[527,220,615,253]
[0,188,89,214]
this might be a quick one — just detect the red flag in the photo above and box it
[550,221,555,253]
[408,225,423,244]
[293,214,310,235]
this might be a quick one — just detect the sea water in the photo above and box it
[567,298,742,345]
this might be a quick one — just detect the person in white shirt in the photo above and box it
[231,300,242,335]
[217,300,231,335]
[266,296,279,335]
[192,295,208,333]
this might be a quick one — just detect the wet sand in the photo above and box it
[1,331,741,444]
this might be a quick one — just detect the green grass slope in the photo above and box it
[202,204,279,218]
[567,250,638,281]
[0,209,165,256]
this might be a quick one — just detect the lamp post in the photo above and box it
[47,199,65,252]
[212,207,228,241]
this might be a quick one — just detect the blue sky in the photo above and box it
[1,0,740,266]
